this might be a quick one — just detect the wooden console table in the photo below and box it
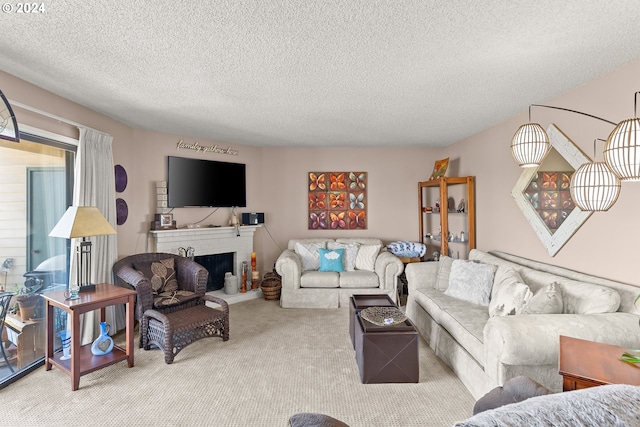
[559,335,640,391]
[42,283,136,390]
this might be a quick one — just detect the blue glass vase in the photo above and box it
[58,330,71,360]
[91,322,114,356]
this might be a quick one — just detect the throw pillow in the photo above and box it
[355,244,381,271]
[520,282,563,315]
[436,256,454,291]
[318,248,344,273]
[556,281,621,314]
[444,260,497,306]
[294,242,327,271]
[386,241,427,258]
[153,289,198,309]
[489,267,533,317]
[327,242,359,271]
[134,258,179,294]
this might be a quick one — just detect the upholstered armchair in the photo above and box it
[112,252,208,322]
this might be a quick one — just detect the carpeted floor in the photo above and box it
[1,298,475,426]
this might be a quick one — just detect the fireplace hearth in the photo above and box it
[149,225,260,295]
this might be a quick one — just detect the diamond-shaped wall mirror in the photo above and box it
[512,124,592,256]
[0,90,19,142]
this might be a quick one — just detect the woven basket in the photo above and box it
[260,273,282,300]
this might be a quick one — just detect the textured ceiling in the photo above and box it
[2,1,640,148]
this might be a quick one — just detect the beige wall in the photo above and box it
[441,58,640,285]
[260,146,436,270]
[2,56,640,287]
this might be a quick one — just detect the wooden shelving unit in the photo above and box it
[418,176,475,259]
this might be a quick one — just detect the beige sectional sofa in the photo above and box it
[275,238,404,308]
[405,249,640,399]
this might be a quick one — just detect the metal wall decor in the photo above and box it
[308,172,367,230]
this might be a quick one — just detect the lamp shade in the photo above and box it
[569,162,621,211]
[511,123,550,167]
[49,206,116,239]
[604,117,640,181]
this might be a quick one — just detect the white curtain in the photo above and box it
[71,127,122,343]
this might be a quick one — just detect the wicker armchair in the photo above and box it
[113,253,208,319]
[113,252,230,362]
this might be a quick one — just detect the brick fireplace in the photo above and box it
[148,225,260,292]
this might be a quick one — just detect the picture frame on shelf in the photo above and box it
[429,157,449,180]
[160,213,173,228]
[150,213,177,230]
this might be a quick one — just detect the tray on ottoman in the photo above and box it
[142,295,229,364]
[349,294,396,348]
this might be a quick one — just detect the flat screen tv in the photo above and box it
[167,156,246,208]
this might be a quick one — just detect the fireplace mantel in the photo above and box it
[149,225,260,280]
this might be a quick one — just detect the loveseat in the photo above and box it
[275,238,404,308]
[405,249,640,399]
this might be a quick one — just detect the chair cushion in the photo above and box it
[339,270,379,288]
[153,290,199,309]
[300,271,339,288]
[134,258,179,294]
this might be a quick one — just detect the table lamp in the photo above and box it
[49,206,116,293]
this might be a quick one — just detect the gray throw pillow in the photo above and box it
[520,282,563,315]
[444,260,497,306]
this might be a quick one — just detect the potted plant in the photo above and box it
[13,277,45,321]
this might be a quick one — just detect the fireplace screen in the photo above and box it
[194,253,234,291]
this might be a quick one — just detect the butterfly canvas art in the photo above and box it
[308,171,367,230]
[529,170,574,231]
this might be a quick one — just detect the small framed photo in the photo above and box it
[429,157,449,180]
[160,213,173,228]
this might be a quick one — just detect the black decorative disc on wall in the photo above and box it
[115,164,127,193]
[116,198,128,225]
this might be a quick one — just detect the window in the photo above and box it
[0,129,76,388]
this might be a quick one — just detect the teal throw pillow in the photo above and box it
[318,248,344,273]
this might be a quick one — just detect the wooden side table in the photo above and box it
[42,283,137,390]
[559,335,640,391]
